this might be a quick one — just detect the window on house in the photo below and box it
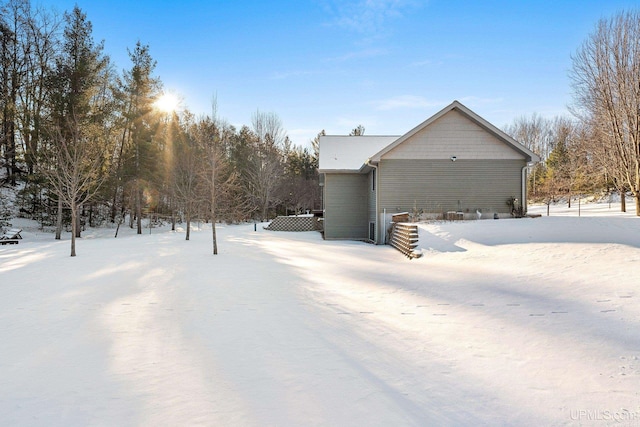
[369,222,375,241]
[372,169,376,191]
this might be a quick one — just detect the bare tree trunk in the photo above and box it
[185,210,190,241]
[70,202,77,257]
[621,190,626,212]
[128,187,134,228]
[136,181,142,234]
[211,157,217,255]
[55,198,63,239]
[114,214,123,238]
[75,204,81,238]
[170,196,176,231]
[111,122,130,222]
[212,220,218,255]
[110,186,119,223]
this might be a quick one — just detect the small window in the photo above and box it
[369,222,375,241]
[372,169,376,191]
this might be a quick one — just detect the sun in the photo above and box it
[154,93,180,113]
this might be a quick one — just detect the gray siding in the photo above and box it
[368,170,376,229]
[324,173,369,239]
[384,109,523,160]
[378,159,525,214]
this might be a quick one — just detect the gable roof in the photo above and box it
[318,135,399,172]
[318,101,540,174]
[369,100,540,163]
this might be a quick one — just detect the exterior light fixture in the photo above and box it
[450,156,457,162]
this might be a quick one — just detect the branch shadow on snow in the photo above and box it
[257,234,558,424]
[263,230,640,423]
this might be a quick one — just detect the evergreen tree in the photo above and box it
[44,5,110,255]
[350,125,365,136]
[117,42,161,234]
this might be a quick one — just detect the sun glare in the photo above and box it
[155,93,179,113]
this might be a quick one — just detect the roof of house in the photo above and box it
[318,101,540,173]
[318,135,398,172]
[369,100,540,163]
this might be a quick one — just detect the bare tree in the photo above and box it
[171,113,202,241]
[504,114,554,198]
[249,110,286,220]
[18,3,60,176]
[0,0,29,186]
[193,113,222,254]
[46,5,110,240]
[571,10,640,215]
[504,114,554,161]
[205,100,221,254]
[191,101,245,254]
[565,120,598,207]
[44,117,106,256]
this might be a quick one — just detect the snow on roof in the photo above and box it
[318,135,399,171]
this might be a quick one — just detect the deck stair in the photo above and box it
[389,223,421,259]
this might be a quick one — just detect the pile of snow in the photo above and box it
[1,202,639,426]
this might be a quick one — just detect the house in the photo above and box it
[318,100,540,244]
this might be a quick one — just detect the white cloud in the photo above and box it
[322,0,425,34]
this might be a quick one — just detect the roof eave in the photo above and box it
[318,168,361,174]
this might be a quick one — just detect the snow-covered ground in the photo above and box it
[1,201,639,426]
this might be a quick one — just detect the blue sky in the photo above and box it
[40,0,639,147]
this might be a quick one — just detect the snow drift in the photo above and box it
[0,202,639,426]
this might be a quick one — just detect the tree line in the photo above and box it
[504,10,640,216]
[0,0,321,255]
[3,3,640,257]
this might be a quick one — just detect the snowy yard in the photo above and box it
[1,202,639,426]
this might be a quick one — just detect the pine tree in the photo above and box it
[44,5,110,255]
[117,42,161,234]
